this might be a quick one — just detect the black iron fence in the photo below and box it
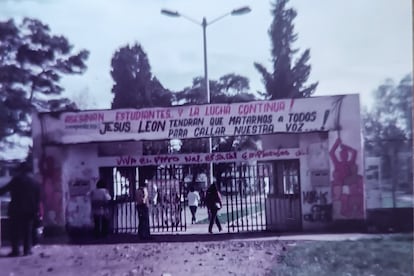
[103,162,277,234]
[220,163,270,232]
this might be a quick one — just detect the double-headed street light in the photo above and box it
[161,6,251,103]
[161,6,251,186]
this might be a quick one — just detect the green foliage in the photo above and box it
[110,43,173,181]
[175,73,259,182]
[254,0,317,99]
[110,43,172,109]
[363,75,412,185]
[174,73,255,105]
[0,18,89,143]
[363,75,412,155]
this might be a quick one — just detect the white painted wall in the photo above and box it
[63,144,99,228]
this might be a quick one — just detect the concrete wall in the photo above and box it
[64,144,99,228]
[34,95,364,232]
[261,95,364,231]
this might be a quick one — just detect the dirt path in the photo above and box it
[0,239,289,276]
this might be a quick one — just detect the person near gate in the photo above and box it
[0,162,40,257]
[205,182,223,234]
[187,186,200,224]
[89,179,111,238]
[135,180,150,240]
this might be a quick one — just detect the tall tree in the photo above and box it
[111,43,171,109]
[254,0,318,99]
[364,75,412,151]
[363,74,413,197]
[0,18,89,144]
[110,43,172,183]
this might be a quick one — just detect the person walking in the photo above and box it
[135,180,150,240]
[205,182,223,234]
[89,179,111,238]
[187,186,200,224]
[0,162,40,257]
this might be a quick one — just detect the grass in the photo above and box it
[196,203,262,224]
[270,233,413,276]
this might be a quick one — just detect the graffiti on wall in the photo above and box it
[303,190,327,204]
[40,155,64,225]
[302,189,332,222]
[303,204,333,222]
[330,137,364,219]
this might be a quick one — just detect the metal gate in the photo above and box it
[264,160,302,231]
[101,160,301,234]
[149,165,187,232]
[101,165,188,234]
[220,163,270,232]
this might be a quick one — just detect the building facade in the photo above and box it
[32,94,364,234]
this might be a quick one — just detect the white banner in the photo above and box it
[97,148,308,167]
[39,95,357,144]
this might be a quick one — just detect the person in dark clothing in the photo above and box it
[205,182,223,234]
[135,181,150,240]
[32,202,44,246]
[0,162,40,257]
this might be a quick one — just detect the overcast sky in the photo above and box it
[0,0,412,110]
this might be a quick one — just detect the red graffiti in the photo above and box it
[330,138,363,218]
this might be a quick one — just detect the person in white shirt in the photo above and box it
[89,179,111,238]
[187,186,201,224]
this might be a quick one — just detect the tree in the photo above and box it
[175,74,259,184]
[111,43,171,109]
[110,43,173,182]
[174,73,255,105]
[363,74,413,197]
[0,18,89,144]
[254,0,318,99]
[364,75,412,151]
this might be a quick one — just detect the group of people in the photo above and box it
[89,180,225,238]
[85,179,152,240]
[0,165,226,258]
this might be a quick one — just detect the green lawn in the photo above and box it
[196,203,262,225]
[271,234,413,276]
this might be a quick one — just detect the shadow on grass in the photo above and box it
[270,233,413,276]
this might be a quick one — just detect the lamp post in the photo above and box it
[161,6,251,186]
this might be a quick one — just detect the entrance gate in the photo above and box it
[101,161,301,234]
[220,163,270,232]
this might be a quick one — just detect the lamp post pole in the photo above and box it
[161,6,251,187]
[202,17,210,105]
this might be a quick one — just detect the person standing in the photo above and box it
[0,162,40,257]
[187,186,200,224]
[89,179,111,238]
[199,189,206,208]
[205,182,223,234]
[135,181,150,240]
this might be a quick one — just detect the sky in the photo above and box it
[0,0,412,110]
[0,0,412,160]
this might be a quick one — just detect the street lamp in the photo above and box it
[161,6,251,186]
[161,6,251,104]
